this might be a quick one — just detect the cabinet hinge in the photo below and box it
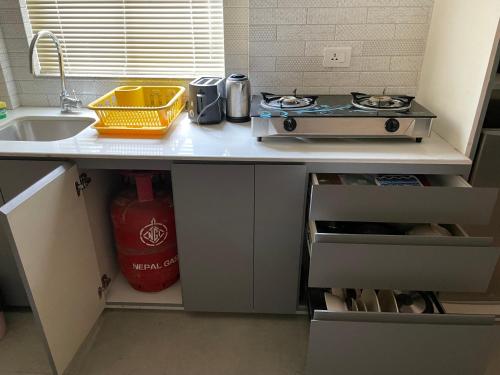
[97,274,111,299]
[75,173,92,196]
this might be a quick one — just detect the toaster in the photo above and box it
[188,77,225,124]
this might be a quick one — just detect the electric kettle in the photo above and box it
[225,74,251,122]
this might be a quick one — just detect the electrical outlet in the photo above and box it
[323,47,352,68]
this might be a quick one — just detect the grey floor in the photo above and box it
[0,310,309,375]
[0,311,51,374]
[3,310,500,375]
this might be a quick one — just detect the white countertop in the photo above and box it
[0,107,471,172]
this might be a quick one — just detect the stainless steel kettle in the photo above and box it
[225,74,251,122]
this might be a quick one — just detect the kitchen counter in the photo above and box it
[0,107,472,174]
[1,106,496,375]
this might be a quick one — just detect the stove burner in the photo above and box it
[261,91,318,110]
[351,92,414,111]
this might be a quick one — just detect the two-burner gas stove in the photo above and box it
[250,91,436,142]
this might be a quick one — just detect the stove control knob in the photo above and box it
[283,118,297,132]
[385,118,400,133]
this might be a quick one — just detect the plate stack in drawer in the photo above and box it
[305,173,500,375]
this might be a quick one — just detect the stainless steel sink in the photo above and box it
[0,116,94,141]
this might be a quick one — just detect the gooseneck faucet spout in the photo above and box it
[29,30,81,113]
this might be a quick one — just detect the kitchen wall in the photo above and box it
[0,0,433,108]
[249,0,434,96]
[0,1,20,108]
[224,0,250,77]
[417,0,500,157]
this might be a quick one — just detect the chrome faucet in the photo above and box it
[29,30,81,113]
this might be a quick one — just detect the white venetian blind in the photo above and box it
[26,0,225,78]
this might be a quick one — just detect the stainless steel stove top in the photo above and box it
[250,93,436,142]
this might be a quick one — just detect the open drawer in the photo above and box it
[309,173,498,224]
[306,289,497,375]
[307,220,500,292]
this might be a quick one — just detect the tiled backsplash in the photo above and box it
[0,0,434,108]
[249,0,434,96]
[224,0,250,76]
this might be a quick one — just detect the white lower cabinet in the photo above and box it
[0,160,69,306]
[307,303,497,375]
[0,162,183,374]
[1,163,499,375]
[171,163,306,314]
[0,160,305,374]
[310,173,498,224]
[308,220,500,292]
[305,173,500,375]
[171,163,255,313]
[0,161,106,375]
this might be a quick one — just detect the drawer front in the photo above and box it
[309,221,493,247]
[309,174,498,224]
[308,240,500,292]
[307,312,496,375]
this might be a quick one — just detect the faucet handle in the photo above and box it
[72,89,82,107]
[61,89,82,113]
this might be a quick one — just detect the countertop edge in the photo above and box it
[0,107,472,174]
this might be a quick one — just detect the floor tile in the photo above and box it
[0,311,51,374]
[70,310,309,375]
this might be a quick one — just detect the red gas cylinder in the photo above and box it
[111,172,179,292]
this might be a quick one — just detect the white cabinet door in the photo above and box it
[172,163,254,312]
[0,163,104,375]
[0,160,62,307]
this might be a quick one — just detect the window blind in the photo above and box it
[26,0,225,78]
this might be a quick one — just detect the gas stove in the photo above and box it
[250,92,436,142]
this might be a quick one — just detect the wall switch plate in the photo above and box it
[323,47,352,68]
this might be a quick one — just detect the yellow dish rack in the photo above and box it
[88,86,186,137]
